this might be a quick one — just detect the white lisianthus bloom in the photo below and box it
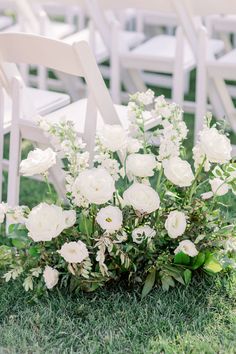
[174,240,198,257]
[72,168,115,205]
[165,211,187,238]
[199,127,232,164]
[210,178,229,196]
[96,206,123,233]
[20,148,56,176]
[43,266,59,289]
[127,138,142,154]
[64,210,77,228]
[126,154,157,178]
[0,203,8,223]
[132,226,156,244]
[163,157,194,187]
[99,124,128,152]
[123,183,160,214]
[58,241,89,263]
[201,191,214,200]
[25,203,75,242]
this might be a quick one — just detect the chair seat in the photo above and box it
[121,35,224,72]
[64,28,145,63]
[39,99,130,135]
[208,49,236,80]
[21,97,158,143]
[3,88,70,133]
[0,15,13,30]
[3,22,75,39]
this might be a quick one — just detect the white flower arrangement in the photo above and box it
[0,90,235,297]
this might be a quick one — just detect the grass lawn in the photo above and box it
[0,74,236,353]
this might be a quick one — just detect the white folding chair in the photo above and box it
[172,0,236,152]
[0,33,127,206]
[87,0,224,108]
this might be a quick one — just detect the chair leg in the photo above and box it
[173,26,184,107]
[7,128,21,207]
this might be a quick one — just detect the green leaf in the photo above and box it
[183,269,192,285]
[12,238,28,250]
[161,275,175,291]
[141,268,156,298]
[174,252,190,266]
[191,252,206,270]
[28,246,41,258]
[203,255,223,274]
[79,215,93,236]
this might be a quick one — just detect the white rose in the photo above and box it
[127,138,142,154]
[199,127,232,164]
[73,168,115,205]
[126,154,156,178]
[96,206,123,233]
[132,226,156,244]
[20,148,56,176]
[174,240,198,257]
[163,157,194,187]
[43,266,59,289]
[99,124,128,152]
[210,178,229,196]
[165,211,187,238]
[123,183,160,214]
[25,203,75,242]
[58,241,89,263]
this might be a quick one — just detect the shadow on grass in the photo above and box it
[0,274,235,354]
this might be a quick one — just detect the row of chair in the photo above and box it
[0,0,236,207]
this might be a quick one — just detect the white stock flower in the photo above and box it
[96,206,123,233]
[132,226,156,244]
[127,138,142,154]
[99,124,128,152]
[199,127,232,164]
[123,183,160,214]
[126,154,156,178]
[174,240,198,257]
[136,89,154,105]
[58,241,89,263]
[210,178,229,196]
[192,145,211,172]
[72,168,115,205]
[165,211,187,238]
[163,157,194,187]
[20,148,56,176]
[101,158,120,181]
[43,266,59,289]
[25,203,75,242]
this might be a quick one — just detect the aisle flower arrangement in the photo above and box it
[0,90,235,297]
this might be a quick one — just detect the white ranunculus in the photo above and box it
[43,266,59,289]
[126,154,157,178]
[127,138,142,154]
[210,178,229,196]
[174,240,198,257]
[123,183,160,214]
[163,157,194,187]
[20,148,56,176]
[58,241,89,263]
[73,168,115,205]
[96,206,123,233]
[132,226,156,244]
[99,124,128,152]
[165,211,187,238]
[25,203,75,242]
[199,127,232,164]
